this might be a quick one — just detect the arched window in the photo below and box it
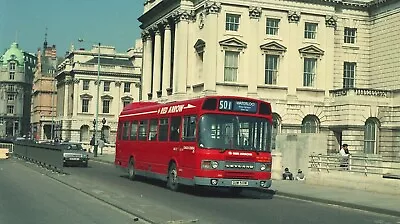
[364,118,379,154]
[301,115,319,133]
[272,113,281,150]
[80,125,90,142]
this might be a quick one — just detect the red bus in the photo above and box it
[115,96,273,192]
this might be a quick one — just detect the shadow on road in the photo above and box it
[119,174,276,199]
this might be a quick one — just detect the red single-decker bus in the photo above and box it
[115,96,273,192]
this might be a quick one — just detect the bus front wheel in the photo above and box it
[128,158,136,180]
[167,163,179,191]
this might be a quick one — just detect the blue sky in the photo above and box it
[0,0,144,56]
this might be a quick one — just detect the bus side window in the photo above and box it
[170,116,181,142]
[149,119,158,141]
[138,120,148,141]
[122,122,130,140]
[158,118,169,141]
[183,115,196,142]
[130,121,138,141]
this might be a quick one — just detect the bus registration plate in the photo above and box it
[232,180,248,186]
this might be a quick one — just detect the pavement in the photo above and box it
[0,159,149,224]
[90,153,400,218]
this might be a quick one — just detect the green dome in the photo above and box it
[1,42,24,65]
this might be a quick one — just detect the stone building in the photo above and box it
[31,35,63,140]
[0,42,36,138]
[55,40,142,143]
[138,0,400,157]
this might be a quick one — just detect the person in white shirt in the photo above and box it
[339,144,350,168]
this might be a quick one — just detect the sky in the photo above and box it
[0,0,144,56]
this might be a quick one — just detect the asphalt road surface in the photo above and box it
[0,159,148,224]
[61,160,400,224]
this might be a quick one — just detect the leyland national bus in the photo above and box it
[115,96,273,193]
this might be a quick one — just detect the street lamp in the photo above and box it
[78,38,101,157]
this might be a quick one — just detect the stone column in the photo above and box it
[152,27,162,99]
[203,1,221,94]
[247,6,262,96]
[287,11,301,97]
[72,78,79,116]
[325,15,337,98]
[63,78,70,117]
[162,21,172,97]
[172,10,193,96]
[141,31,153,100]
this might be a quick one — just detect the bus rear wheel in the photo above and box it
[167,163,179,191]
[128,158,136,180]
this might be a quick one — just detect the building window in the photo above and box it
[124,83,131,93]
[224,51,239,82]
[364,118,379,154]
[7,105,14,114]
[7,94,15,101]
[104,81,110,92]
[343,62,356,88]
[83,80,90,90]
[225,14,240,31]
[7,84,15,92]
[102,100,110,113]
[304,23,317,39]
[123,100,131,108]
[82,99,89,113]
[344,27,357,44]
[303,58,317,87]
[265,55,279,85]
[266,18,280,35]
[9,62,16,71]
[301,115,319,133]
[9,71,15,80]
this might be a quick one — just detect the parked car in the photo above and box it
[58,142,89,167]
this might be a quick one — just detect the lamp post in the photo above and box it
[78,38,101,157]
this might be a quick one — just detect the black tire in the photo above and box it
[167,163,179,191]
[128,158,136,180]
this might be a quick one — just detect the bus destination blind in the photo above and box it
[219,99,258,113]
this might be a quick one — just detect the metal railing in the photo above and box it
[309,153,400,177]
[13,141,64,173]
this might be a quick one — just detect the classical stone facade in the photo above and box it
[0,43,36,138]
[31,37,62,140]
[55,40,142,144]
[138,0,400,158]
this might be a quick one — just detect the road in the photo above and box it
[0,159,148,224]
[62,160,400,224]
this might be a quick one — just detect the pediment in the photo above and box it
[80,93,93,99]
[121,96,133,101]
[101,94,113,100]
[194,39,206,53]
[299,45,324,56]
[219,37,247,49]
[260,41,287,52]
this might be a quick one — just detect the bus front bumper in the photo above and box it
[194,177,272,188]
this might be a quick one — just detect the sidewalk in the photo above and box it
[90,154,400,217]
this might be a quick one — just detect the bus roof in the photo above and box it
[119,96,271,118]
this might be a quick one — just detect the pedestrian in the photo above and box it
[339,144,351,168]
[89,135,95,153]
[282,167,294,180]
[98,138,105,155]
[296,169,306,181]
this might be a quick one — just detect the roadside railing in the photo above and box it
[13,140,64,173]
[309,153,400,178]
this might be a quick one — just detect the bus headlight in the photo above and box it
[201,160,219,169]
[260,163,271,171]
[260,164,266,171]
[211,161,219,169]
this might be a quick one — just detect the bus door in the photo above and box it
[179,115,197,179]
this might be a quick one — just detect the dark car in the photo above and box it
[59,142,89,167]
